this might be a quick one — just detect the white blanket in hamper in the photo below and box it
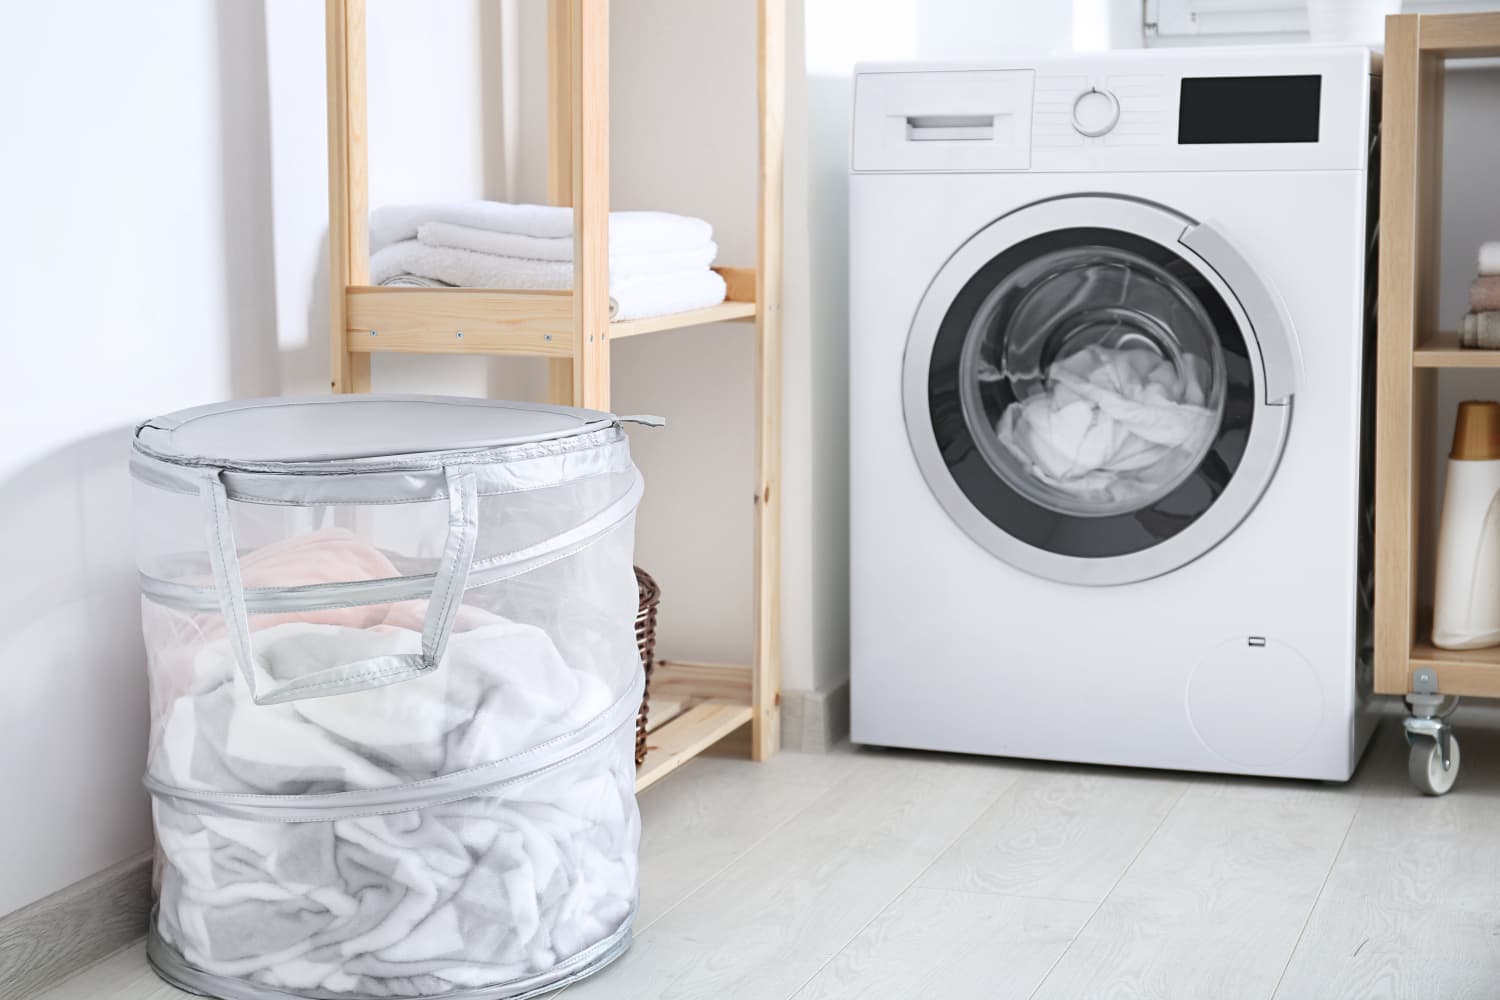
[150,620,638,996]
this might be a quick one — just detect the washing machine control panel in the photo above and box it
[851,50,1369,174]
[1070,87,1120,137]
[1035,73,1167,150]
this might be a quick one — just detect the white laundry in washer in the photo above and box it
[849,48,1380,780]
[994,344,1218,505]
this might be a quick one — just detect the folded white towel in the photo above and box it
[380,274,450,288]
[379,272,623,319]
[418,222,717,276]
[1481,241,1500,277]
[370,201,713,256]
[370,240,726,320]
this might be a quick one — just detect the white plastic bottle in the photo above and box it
[1433,400,1500,649]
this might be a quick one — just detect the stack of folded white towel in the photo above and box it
[1460,241,1500,349]
[369,201,726,321]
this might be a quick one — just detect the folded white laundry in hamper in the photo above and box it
[131,394,654,1000]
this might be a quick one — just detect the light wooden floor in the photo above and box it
[34,714,1500,1000]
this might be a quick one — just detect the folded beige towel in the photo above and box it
[1460,311,1500,349]
[1472,276,1500,312]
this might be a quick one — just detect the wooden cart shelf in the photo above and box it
[1374,10,1500,702]
[1413,331,1500,368]
[326,0,784,787]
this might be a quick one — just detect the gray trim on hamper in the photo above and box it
[130,424,631,504]
[0,852,152,998]
[138,471,645,617]
[146,901,634,1000]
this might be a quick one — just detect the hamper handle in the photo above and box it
[201,465,480,705]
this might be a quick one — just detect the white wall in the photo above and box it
[493,0,1084,698]
[0,0,502,917]
[499,1,806,683]
[0,0,244,917]
[265,0,505,400]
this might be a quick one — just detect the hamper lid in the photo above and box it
[135,394,617,465]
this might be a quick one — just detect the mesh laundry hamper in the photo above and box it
[130,394,651,1000]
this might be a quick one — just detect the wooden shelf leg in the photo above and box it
[326,0,371,394]
[546,0,576,406]
[571,0,610,411]
[1374,13,1444,696]
[751,0,785,760]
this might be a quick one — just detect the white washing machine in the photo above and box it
[849,47,1380,780]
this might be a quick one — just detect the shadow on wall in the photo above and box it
[0,428,154,913]
[804,73,854,685]
[215,0,281,399]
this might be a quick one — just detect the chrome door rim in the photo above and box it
[902,195,1294,586]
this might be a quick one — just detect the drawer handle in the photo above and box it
[905,114,995,142]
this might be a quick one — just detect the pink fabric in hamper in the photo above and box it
[144,530,498,715]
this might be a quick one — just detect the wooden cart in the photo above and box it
[1375,10,1500,793]
[325,0,785,791]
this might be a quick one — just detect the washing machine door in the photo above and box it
[904,195,1299,586]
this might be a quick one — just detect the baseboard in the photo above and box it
[780,676,851,752]
[0,852,152,997]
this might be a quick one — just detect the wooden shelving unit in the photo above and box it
[1374,11,1500,700]
[325,0,784,791]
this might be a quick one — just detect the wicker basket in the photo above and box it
[634,567,661,766]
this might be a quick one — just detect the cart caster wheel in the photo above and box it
[1408,734,1460,796]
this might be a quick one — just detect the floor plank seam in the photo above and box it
[1023,780,1192,1000]
[900,883,1103,905]
[629,769,840,939]
[779,770,1022,1000]
[1265,794,1364,1000]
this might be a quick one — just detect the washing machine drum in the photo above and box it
[904,196,1299,586]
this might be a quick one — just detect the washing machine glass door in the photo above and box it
[904,195,1297,585]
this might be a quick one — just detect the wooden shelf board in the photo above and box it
[610,300,757,339]
[345,286,573,356]
[646,697,686,732]
[344,284,756,353]
[1413,330,1500,368]
[635,700,753,792]
[1406,641,1500,698]
[1419,13,1500,57]
[651,660,753,704]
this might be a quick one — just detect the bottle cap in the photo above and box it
[1450,400,1500,460]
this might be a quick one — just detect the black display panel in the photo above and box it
[1178,75,1321,144]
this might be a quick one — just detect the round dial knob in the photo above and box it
[1072,87,1120,138]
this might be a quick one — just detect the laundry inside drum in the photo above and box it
[960,245,1228,518]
